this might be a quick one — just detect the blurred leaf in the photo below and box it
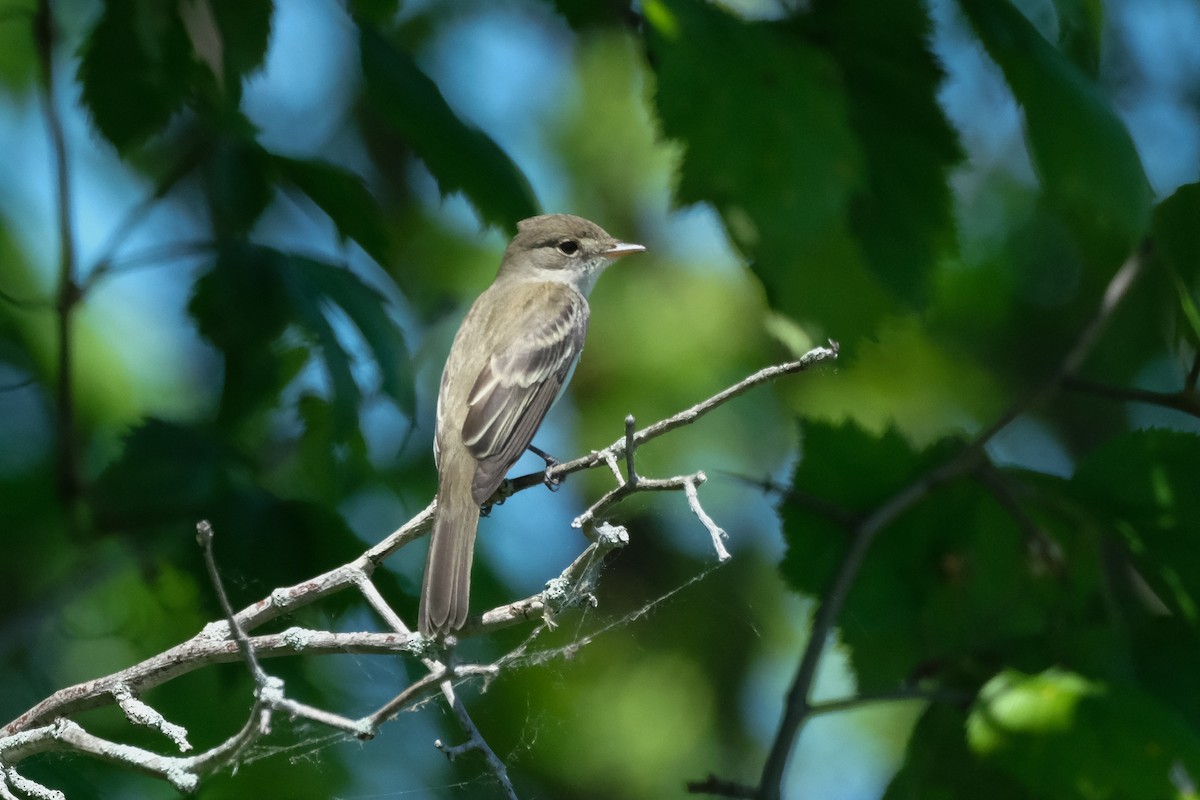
[1072,429,1200,623]
[1152,182,1200,348]
[1051,0,1104,76]
[273,155,392,265]
[190,245,411,436]
[1133,617,1200,733]
[553,0,637,29]
[801,0,962,305]
[969,668,1200,799]
[957,0,1152,263]
[293,395,371,501]
[0,0,37,91]
[348,0,400,27]
[358,25,537,231]
[289,253,413,416]
[92,419,230,527]
[202,133,274,238]
[782,423,1096,690]
[207,0,272,86]
[77,0,195,151]
[645,0,861,256]
[885,704,1035,800]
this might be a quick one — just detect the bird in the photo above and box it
[418,214,645,636]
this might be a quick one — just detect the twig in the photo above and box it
[1062,375,1200,418]
[1,355,836,793]
[437,682,520,800]
[196,520,269,686]
[685,474,730,561]
[507,343,840,493]
[623,414,639,485]
[686,774,758,798]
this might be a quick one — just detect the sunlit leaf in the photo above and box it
[969,668,1200,799]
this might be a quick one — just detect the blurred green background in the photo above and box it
[1,0,1198,797]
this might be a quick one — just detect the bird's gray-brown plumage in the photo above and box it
[419,214,644,636]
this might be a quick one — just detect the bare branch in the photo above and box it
[507,343,840,493]
[685,474,730,562]
[437,682,519,800]
[2,352,835,793]
[1063,375,1200,418]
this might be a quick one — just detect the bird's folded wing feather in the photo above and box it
[461,288,588,504]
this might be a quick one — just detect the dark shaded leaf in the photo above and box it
[645,0,861,255]
[884,704,1034,800]
[553,0,638,29]
[91,419,230,527]
[1151,182,1200,349]
[207,0,272,86]
[77,0,193,151]
[289,253,414,417]
[781,423,1097,690]
[359,25,537,231]
[1072,429,1200,623]
[348,0,401,27]
[189,245,411,436]
[1051,0,1104,77]
[202,133,274,238]
[802,0,962,305]
[957,0,1152,263]
[273,156,392,265]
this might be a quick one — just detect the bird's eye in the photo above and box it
[556,239,580,256]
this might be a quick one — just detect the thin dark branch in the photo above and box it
[807,686,972,717]
[1063,375,1200,419]
[1186,352,1200,392]
[35,0,83,518]
[196,521,269,686]
[686,774,758,798]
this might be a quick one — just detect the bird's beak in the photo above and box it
[603,241,646,259]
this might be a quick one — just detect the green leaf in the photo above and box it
[207,0,273,87]
[202,133,274,239]
[77,0,194,151]
[552,0,637,29]
[92,419,230,527]
[1072,429,1200,623]
[1152,182,1200,348]
[884,704,1035,800]
[957,0,1152,262]
[348,0,400,27]
[189,245,412,436]
[969,668,1200,799]
[358,25,537,231]
[645,0,862,255]
[801,0,962,305]
[782,423,1098,690]
[288,254,414,417]
[1051,0,1104,77]
[273,156,392,265]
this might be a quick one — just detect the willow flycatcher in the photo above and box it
[419,214,645,636]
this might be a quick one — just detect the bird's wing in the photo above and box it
[461,287,588,504]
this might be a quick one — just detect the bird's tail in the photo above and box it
[419,457,480,636]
